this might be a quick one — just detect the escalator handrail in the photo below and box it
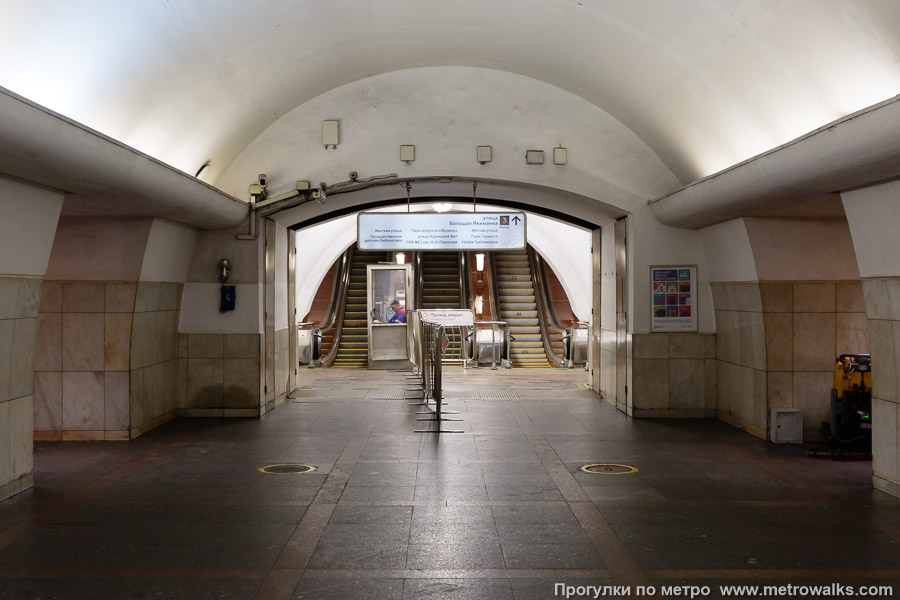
[487,252,501,322]
[528,247,566,367]
[320,246,355,367]
[318,247,351,335]
[535,253,568,333]
[459,251,472,310]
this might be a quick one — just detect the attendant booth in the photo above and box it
[367,263,414,369]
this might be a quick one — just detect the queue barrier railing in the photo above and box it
[409,315,463,433]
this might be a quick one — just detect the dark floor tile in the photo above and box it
[329,505,412,524]
[497,522,591,545]
[403,578,514,600]
[511,578,615,600]
[407,540,506,569]
[486,485,564,501]
[492,505,577,524]
[308,539,409,569]
[339,486,416,502]
[0,579,261,600]
[409,522,499,545]
[294,578,404,599]
[501,543,604,570]
[318,522,411,545]
[414,485,489,501]
[412,505,495,524]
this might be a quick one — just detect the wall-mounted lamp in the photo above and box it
[395,252,406,265]
[475,295,484,316]
[475,252,485,285]
[525,150,544,165]
[553,146,568,165]
[218,259,232,283]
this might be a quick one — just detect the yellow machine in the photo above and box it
[823,354,872,450]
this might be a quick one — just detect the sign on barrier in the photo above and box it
[419,309,475,327]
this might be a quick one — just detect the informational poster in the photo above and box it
[357,212,526,251]
[650,266,697,332]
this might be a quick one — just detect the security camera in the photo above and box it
[257,174,268,189]
[311,188,327,204]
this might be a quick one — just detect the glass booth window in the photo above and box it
[372,269,407,324]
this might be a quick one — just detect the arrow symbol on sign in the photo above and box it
[512,216,522,225]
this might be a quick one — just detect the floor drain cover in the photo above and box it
[258,464,317,475]
[579,463,638,475]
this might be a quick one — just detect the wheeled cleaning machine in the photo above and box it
[821,353,872,451]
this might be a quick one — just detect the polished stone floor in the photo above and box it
[1,367,899,599]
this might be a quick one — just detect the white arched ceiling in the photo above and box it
[217,66,680,213]
[1,0,898,190]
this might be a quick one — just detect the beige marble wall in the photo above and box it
[34,281,186,440]
[711,281,868,441]
[274,328,290,402]
[129,282,182,437]
[34,281,137,441]
[631,333,716,418]
[178,332,261,417]
[0,276,41,501]
[860,278,900,496]
[761,281,867,441]
[711,282,768,437]
[599,328,617,406]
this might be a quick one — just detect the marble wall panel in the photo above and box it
[34,312,61,372]
[188,358,224,408]
[62,283,104,313]
[62,313,104,371]
[0,320,13,402]
[9,396,33,479]
[33,371,62,430]
[104,313,132,371]
[105,283,137,313]
[793,313,836,372]
[224,358,260,409]
[104,371,130,431]
[0,401,9,486]
[62,371,104,430]
[872,397,898,496]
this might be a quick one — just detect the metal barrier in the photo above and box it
[296,321,315,366]
[471,321,511,369]
[441,325,470,366]
[563,321,590,369]
[413,320,463,433]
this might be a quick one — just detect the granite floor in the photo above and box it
[1,367,898,599]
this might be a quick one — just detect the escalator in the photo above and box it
[494,249,552,367]
[419,251,464,360]
[331,248,386,368]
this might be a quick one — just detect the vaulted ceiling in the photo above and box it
[2,1,899,210]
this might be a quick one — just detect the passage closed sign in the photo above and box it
[358,212,526,251]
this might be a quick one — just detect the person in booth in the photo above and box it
[388,299,406,323]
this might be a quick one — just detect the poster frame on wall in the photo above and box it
[650,265,698,332]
